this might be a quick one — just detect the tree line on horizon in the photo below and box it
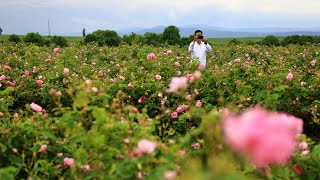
[2,25,320,47]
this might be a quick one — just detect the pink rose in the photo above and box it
[30,102,43,112]
[311,59,316,66]
[128,82,134,89]
[171,112,178,118]
[155,75,162,80]
[39,144,47,152]
[82,165,90,172]
[298,142,308,149]
[147,53,156,60]
[137,139,157,155]
[191,142,201,149]
[63,68,69,75]
[166,77,188,94]
[164,171,177,180]
[53,48,59,52]
[234,58,241,63]
[138,96,146,103]
[286,72,293,81]
[196,100,202,107]
[223,107,303,167]
[175,62,181,66]
[198,63,205,70]
[0,75,5,81]
[98,70,104,77]
[63,157,74,167]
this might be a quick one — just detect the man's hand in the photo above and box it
[202,38,208,43]
[193,36,198,42]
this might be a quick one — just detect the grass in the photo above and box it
[0,34,285,45]
[0,34,84,43]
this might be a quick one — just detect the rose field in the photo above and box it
[1,42,320,179]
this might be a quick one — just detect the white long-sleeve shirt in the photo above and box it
[188,41,212,66]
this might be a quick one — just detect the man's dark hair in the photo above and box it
[194,30,203,35]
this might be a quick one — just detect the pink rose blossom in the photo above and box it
[198,63,205,70]
[196,100,202,107]
[191,142,201,149]
[155,75,162,80]
[298,142,308,149]
[128,82,134,89]
[175,62,181,66]
[166,50,172,55]
[119,76,125,80]
[37,80,43,86]
[30,102,43,112]
[166,77,188,94]
[164,171,177,180]
[193,71,201,79]
[234,58,241,63]
[0,75,5,81]
[63,157,74,167]
[301,150,309,156]
[293,165,303,175]
[92,87,98,93]
[98,70,104,77]
[39,144,47,152]
[286,72,293,81]
[82,165,90,172]
[137,139,157,155]
[311,59,316,66]
[171,112,178,118]
[63,68,69,75]
[53,48,59,52]
[223,107,303,167]
[147,53,156,60]
[138,96,146,103]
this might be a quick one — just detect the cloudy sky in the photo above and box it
[1,0,320,35]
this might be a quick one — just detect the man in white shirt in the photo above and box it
[188,30,212,66]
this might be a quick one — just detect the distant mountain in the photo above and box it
[59,25,320,38]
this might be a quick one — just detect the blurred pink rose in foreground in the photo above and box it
[223,107,303,167]
[136,139,157,156]
[166,77,188,94]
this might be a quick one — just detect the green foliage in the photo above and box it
[8,34,21,43]
[23,32,46,46]
[143,32,162,46]
[51,36,68,47]
[228,38,242,45]
[162,25,181,45]
[261,35,280,46]
[1,42,320,179]
[84,30,121,46]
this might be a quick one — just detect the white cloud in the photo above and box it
[71,17,119,29]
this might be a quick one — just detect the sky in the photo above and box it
[1,0,320,35]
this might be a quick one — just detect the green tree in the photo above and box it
[162,25,181,45]
[84,30,121,46]
[23,32,46,46]
[0,27,2,35]
[51,36,68,47]
[261,35,280,46]
[8,34,21,43]
[228,38,242,45]
[143,32,161,46]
